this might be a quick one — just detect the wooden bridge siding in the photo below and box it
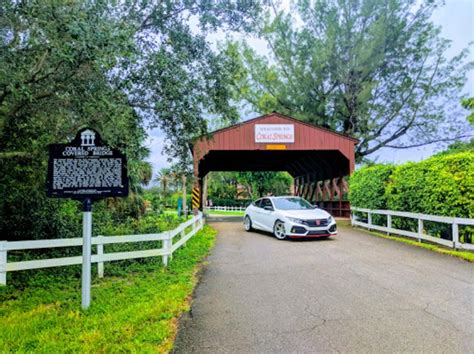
[192,113,357,215]
[193,114,356,170]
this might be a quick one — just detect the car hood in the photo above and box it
[278,208,331,219]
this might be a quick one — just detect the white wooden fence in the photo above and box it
[205,206,246,212]
[0,212,204,286]
[351,207,474,251]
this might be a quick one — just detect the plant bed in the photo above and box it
[0,226,217,352]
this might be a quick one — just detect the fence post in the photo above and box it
[181,226,186,247]
[417,218,423,243]
[97,236,104,278]
[452,223,459,250]
[162,232,171,266]
[368,212,372,231]
[169,231,174,262]
[387,214,392,235]
[0,241,7,286]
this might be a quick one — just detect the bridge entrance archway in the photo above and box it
[191,113,358,216]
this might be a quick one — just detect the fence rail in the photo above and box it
[0,212,204,285]
[205,206,247,212]
[351,207,474,251]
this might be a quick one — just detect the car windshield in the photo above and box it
[273,197,313,210]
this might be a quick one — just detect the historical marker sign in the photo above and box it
[47,128,128,199]
[46,128,129,309]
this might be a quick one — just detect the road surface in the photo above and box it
[174,218,474,353]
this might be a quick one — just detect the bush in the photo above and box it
[7,211,189,286]
[349,152,474,242]
[349,164,395,210]
[208,198,252,207]
[386,152,474,241]
[349,164,395,225]
[385,152,474,218]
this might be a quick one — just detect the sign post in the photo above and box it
[46,128,128,309]
[81,198,92,309]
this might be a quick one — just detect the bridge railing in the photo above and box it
[0,212,204,286]
[351,207,474,251]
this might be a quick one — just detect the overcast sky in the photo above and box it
[145,0,474,176]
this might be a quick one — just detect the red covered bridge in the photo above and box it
[191,113,358,216]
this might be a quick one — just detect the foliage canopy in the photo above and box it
[0,0,262,240]
[224,0,474,160]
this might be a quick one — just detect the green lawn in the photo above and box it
[208,210,245,216]
[0,225,216,352]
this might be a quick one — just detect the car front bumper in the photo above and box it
[284,220,337,238]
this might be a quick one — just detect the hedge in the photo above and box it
[349,163,394,218]
[349,152,474,242]
[385,152,474,218]
[207,198,252,207]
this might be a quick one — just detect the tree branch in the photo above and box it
[360,51,442,156]
[384,135,473,149]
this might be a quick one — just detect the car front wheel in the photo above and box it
[244,215,253,232]
[273,220,287,240]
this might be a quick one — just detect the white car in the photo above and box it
[243,196,337,240]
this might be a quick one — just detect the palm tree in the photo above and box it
[156,168,170,195]
[155,167,181,196]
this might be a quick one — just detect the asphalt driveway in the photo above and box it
[173,218,474,353]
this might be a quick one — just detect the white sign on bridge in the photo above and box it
[255,124,295,143]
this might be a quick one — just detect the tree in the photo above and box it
[224,0,474,160]
[207,172,239,201]
[112,0,264,163]
[1,0,264,163]
[462,97,474,125]
[0,0,150,240]
[237,172,292,198]
[207,171,292,201]
[0,0,264,240]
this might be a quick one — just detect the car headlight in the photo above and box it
[328,216,334,223]
[287,217,305,224]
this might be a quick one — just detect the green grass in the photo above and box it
[208,210,245,216]
[353,226,474,262]
[162,209,178,216]
[0,225,217,353]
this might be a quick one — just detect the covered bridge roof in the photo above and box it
[192,113,358,180]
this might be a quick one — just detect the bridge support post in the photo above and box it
[303,175,310,199]
[182,175,187,217]
[202,175,208,211]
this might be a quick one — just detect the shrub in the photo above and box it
[208,198,252,207]
[349,152,474,242]
[349,164,395,225]
[385,152,474,241]
[385,152,474,218]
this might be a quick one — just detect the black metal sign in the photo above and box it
[46,128,129,199]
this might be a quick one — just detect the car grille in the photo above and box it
[304,218,329,227]
[307,230,330,235]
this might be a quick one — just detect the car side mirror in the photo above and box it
[264,206,274,211]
